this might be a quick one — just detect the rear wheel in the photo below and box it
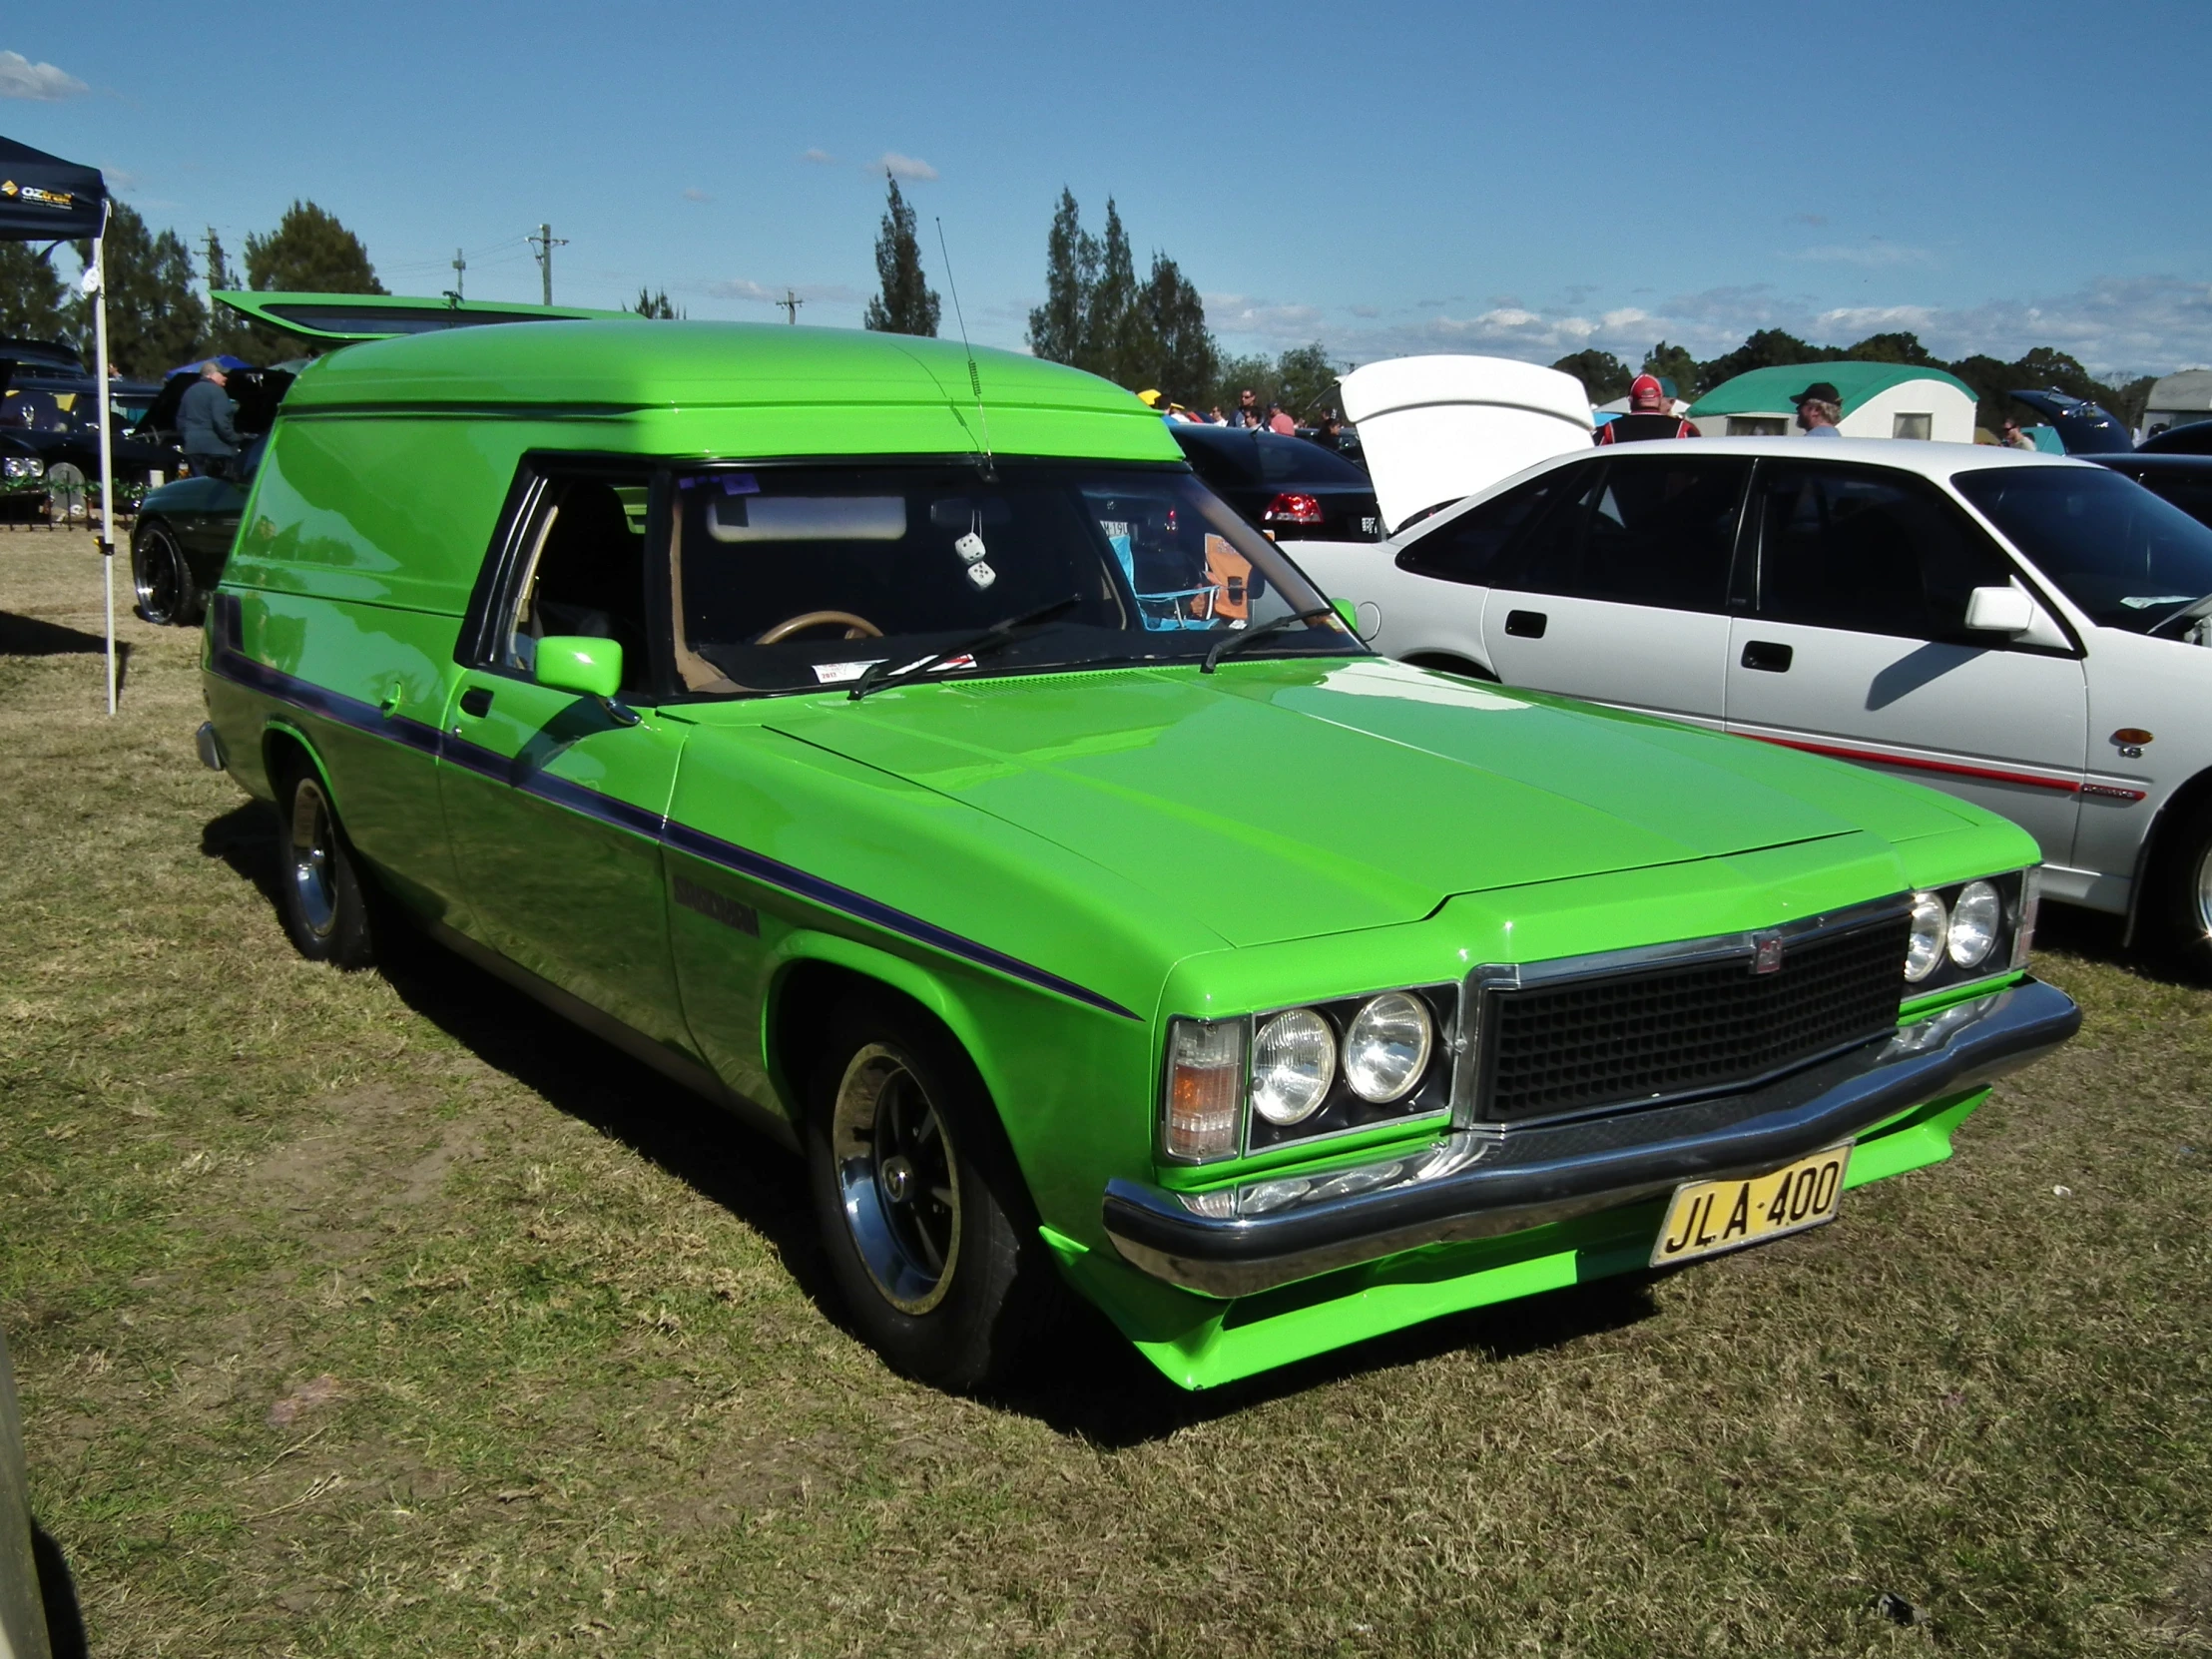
[806,998,1052,1389]
[2152,796,2212,981]
[132,523,199,626]
[275,764,376,970]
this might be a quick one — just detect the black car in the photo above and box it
[2008,388,2134,454]
[128,368,295,625]
[1167,423,1382,542]
[2083,451,2212,531]
[2139,418,2212,456]
[1,338,174,518]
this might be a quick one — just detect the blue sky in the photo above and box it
[7,1,2209,377]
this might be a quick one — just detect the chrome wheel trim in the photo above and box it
[288,779,339,940]
[135,528,180,622]
[830,1042,961,1316]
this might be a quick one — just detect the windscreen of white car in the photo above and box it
[1955,466,2212,636]
[666,462,1358,695]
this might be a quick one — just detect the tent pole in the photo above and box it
[91,210,117,716]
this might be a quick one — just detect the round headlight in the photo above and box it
[1948,879,2001,967]
[1343,991,1434,1104]
[1906,890,1947,982]
[1252,1008,1335,1126]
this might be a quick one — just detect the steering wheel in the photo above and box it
[753,610,883,645]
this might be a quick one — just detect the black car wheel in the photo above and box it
[275,764,377,970]
[2153,794,2212,981]
[806,996,1055,1390]
[132,522,200,627]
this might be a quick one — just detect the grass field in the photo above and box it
[3,529,2210,1657]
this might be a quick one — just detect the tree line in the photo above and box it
[1553,330,2159,434]
[0,200,384,375]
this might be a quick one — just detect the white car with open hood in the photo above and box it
[1293,385,2212,969]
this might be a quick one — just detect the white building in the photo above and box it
[2142,369,2212,441]
[1686,362,1979,442]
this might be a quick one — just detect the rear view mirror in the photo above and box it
[1964,586,2035,635]
[535,636,623,699]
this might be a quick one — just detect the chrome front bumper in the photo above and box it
[1103,978,2079,1299]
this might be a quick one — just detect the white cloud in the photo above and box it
[1815,303,1936,334]
[0,50,87,100]
[1784,240,1935,268]
[1347,303,1380,319]
[873,152,937,182]
[706,277,864,307]
[801,148,836,165]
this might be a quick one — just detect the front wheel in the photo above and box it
[132,523,200,627]
[806,999,1052,1389]
[2151,797,2212,981]
[275,765,377,970]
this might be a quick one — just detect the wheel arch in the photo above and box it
[2125,765,2212,946]
[1399,649,1499,682]
[260,722,341,820]
[766,934,1001,1122]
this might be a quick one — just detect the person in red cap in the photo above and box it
[1596,373,1701,444]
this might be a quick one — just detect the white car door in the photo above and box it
[1723,457,2088,864]
[1475,452,1751,729]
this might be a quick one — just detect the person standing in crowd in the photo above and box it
[1998,417,2037,450]
[179,362,244,478]
[1229,388,1262,428]
[1792,380,1845,438]
[1267,402,1297,435]
[1597,373,1700,443]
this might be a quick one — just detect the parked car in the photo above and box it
[2136,418,2212,457]
[1295,434,2212,971]
[0,341,173,517]
[2083,451,2212,531]
[128,292,636,624]
[1167,423,1382,542]
[1,1328,53,1659]
[198,321,2075,1391]
[2008,388,2132,454]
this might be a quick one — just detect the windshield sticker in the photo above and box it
[2120,595,2195,609]
[812,659,883,685]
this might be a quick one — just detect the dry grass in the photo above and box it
[4,528,2211,1656]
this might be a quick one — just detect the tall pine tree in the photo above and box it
[861,174,939,337]
[70,202,207,377]
[1026,188,1094,364]
[1139,252,1215,407]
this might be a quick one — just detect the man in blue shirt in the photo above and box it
[178,363,243,478]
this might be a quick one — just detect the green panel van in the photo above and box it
[198,321,2078,1391]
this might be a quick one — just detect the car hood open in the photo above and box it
[1339,355,1594,533]
[763,659,1965,948]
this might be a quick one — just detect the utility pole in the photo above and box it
[779,288,805,324]
[451,247,466,299]
[529,224,568,305]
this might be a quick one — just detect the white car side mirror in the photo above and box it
[1964,585,2035,635]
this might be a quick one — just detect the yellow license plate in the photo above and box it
[1650,1144,1853,1268]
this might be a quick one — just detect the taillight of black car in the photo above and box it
[1261,492,1325,526]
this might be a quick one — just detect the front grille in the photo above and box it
[1478,912,1910,1123]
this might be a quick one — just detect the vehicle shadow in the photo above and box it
[204,805,1659,1437]
[989,1271,1659,1447]
[33,1522,88,1659]
[2031,901,2207,986]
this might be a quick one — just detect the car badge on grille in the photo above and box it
[1751,932,1786,974]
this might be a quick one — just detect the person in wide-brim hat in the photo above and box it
[1791,380,1844,436]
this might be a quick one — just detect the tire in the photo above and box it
[2152,794,2212,981]
[805,997,1053,1389]
[132,522,199,627]
[274,763,377,970]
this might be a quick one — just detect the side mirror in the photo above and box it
[535,635,623,699]
[1963,585,2035,635]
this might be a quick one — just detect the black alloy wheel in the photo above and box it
[275,765,377,970]
[132,523,200,627]
[806,997,1055,1389]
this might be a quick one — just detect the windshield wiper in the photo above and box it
[1200,606,1344,674]
[848,594,1083,702]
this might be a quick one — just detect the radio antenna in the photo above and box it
[934,217,994,478]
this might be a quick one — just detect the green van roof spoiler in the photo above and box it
[211,289,637,345]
